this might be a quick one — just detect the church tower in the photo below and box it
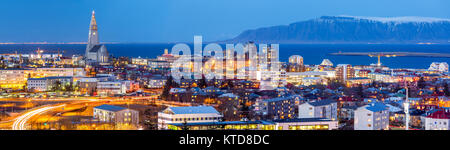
[84,10,108,64]
[86,10,99,57]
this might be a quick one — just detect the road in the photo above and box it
[1,95,193,130]
[12,104,65,130]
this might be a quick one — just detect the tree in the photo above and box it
[209,77,217,87]
[143,107,162,130]
[226,80,234,90]
[199,75,207,89]
[417,77,426,89]
[64,82,74,92]
[218,97,239,121]
[355,84,364,99]
[444,82,450,96]
[161,76,178,99]
[51,80,62,92]
[181,120,190,130]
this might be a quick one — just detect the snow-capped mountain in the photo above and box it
[227,16,450,43]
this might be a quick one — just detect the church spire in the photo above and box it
[86,10,99,56]
[90,10,97,31]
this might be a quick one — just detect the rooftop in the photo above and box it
[308,99,337,106]
[94,104,127,112]
[168,120,274,126]
[272,118,334,123]
[363,102,388,112]
[168,106,219,115]
[427,110,450,119]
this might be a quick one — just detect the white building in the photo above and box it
[131,57,148,65]
[424,110,450,130]
[93,104,139,125]
[147,76,167,88]
[285,71,328,86]
[354,102,389,130]
[97,81,127,96]
[158,106,223,130]
[320,59,333,66]
[368,73,396,83]
[429,62,449,72]
[0,69,29,89]
[27,78,48,92]
[289,55,303,65]
[27,76,72,92]
[298,99,338,120]
[273,118,338,130]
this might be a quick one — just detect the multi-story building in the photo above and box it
[96,81,127,96]
[31,68,85,78]
[289,55,303,65]
[287,55,304,72]
[273,118,339,130]
[131,57,148,66]
[356,69,371,78]
[78,78,98,95]
[93,104,139,125]
[254,95,297,119]
[354,102,389,130]
[0,67,84,90]
[336,64,355,82]
[147,76,167,88]
[158,106,223,130]
[27,76,73,92]
[0,69,29,89]
[346,77,373,87]
[425,109,450,130]
[27,78,48,92]
[285,71,328,86]
[298,99,338,120]
[368,73,396,83]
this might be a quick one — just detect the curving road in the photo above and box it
[3,94,193,130]
[12,104,65,130]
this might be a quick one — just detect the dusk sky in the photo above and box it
[0,0,449,43]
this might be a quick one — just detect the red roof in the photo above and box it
[427,110,450,119]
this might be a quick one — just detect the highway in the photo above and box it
[1,94,194,130]
[12,104,65,130]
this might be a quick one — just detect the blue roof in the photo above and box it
[263,95,296,103]
[168,120,274,126]
[169,106,219,114]
[364,102,388,112]
[94,104,127,112]
[308,99,336,106]
[273,118,333,123]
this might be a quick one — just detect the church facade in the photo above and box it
[85,11,108,63]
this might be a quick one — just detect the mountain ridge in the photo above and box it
[226,16,450,44]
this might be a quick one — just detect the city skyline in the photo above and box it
[1,0,450,134]
[0,0,449,43]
